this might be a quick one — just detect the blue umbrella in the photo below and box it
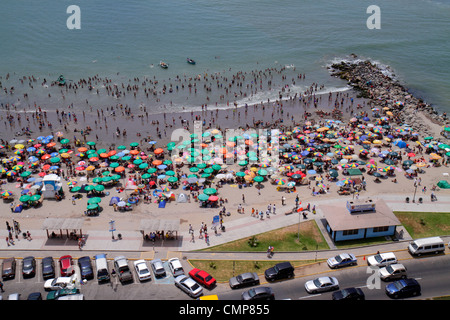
[50,165,59,170]
[26,177,36,183]
[157,174,166,179]
[157,164,167,170]
[27,147,36,152]
[307,170,317,175]
[37,136,45,141]
[148,141,157,145]
[46,135,54,140]
[50,152,59,157]
[363,117,370,121]
[301,151,310,156]
[28,156,38,162]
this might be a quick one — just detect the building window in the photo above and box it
[343,229,359,236]
[373,226,389,233]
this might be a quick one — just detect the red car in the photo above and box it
[59,255,74,276]
[188,268,216,289]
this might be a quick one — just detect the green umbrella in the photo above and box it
[196,163,207,169]
[109,162,120,168]
[203,188,217,195]
[130,142,139,147]
[258,169,268,176]
[163,160,173,165]
[189,167,199,173]
[94,185,105,192]
[138,163,149,170]
[121,156,131,161]
[87,197,101,204]
[92,177,103,183]
[253,176,264,183]
[198,193,209,201]
[167,142,176,148]
[147,168,157,174]
[70,186,81,193]
[110,174,121,180]
[86,149,96,155]
[204,168,214,174]
[424,136,434,141]
[141,173,152,179]
[201,173,211,178]
[50,157,60,163]
[168,176,178,183]
[20,171,32,178]
[86,204,99,210]
[238,160,248,166]
[84,185,95,192]
[117,145,127,150]
[102,176,112,183]
[133,159,143,165]
[59,148,69,154]
[30,194,41,201]
[60,138,70,144]
[20,195,30,202]
[101,171,111,176]
[86,141,96,146]
[212,164,221,171]
[202,156,211,161]
[109,155,120,161]
[165,170,175,176]
[97,149,107,154]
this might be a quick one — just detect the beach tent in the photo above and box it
[125,180,137,190]
[109,197,120,206]
[177,193,188,203]
[13,204,23,213]
[158,200,166,208]
[437,180,450,189]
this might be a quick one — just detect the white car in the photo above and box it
[367,252,397,267]
[151,259,166,278]
[174,275,203,298]
[305,276,339,294]
[168,258,185,277]
[133,260,151,281]
[44,276,76,291]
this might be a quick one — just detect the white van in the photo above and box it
[58,294,84,300]
[94,254,110,283]
[408,237,445,256]
[367,252,397,267]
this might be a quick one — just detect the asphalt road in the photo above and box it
[1,251,449,300]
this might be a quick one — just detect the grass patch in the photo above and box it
[188,259,320,282]
[201,220,329,252]
[395,211,450,239]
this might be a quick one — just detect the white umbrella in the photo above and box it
[117,201,126,207]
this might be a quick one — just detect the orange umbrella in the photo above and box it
[130,150,139,155]
[108,150,117,156]
[100,153,109,158]
[114,166,125,172]
[152,160,162,166]
[41,154,51,160]
[46,142,56,148]
[226,141,235,148]
[154,148,164,155]
[78,147,88,152]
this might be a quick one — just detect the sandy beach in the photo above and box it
[0,58,449,249]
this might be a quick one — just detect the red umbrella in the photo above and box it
[38,172,46,177]
[208,195,219,202]
[407,152,416,157]
[75,166,85,171]
[42,164,50,171]
[41,154,51,160]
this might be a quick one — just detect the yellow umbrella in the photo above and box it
[14,144,25,150]
[373,140,383,144]
[429,153,442,160]
[86,165,96,171]
[386,111,394,116]
[60,153,71,158]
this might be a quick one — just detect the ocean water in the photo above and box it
[0,0,449,114]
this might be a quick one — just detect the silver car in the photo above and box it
[229,272,260,289]
[305,276,339,294]
[168,258,185,277]
[151,259,166,278]
[174,275,203,298]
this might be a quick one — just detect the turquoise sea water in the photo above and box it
[0,0,449,113]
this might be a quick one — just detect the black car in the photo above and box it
[332,287,365,300]
[22,256,36,278]
[27,292,42,300]
[264,262,294,282]
[385,278,421,299]
[242,287,275,300]
[42,257,55,280]
[78,256,94,280]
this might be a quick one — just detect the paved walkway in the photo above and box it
[1,194,449,261]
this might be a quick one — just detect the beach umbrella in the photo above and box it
[84,185,95,192]
[19,195,30,202]
[60,138,70,145]
[198,194,209,202]
[86,141,96,147]
[138,163,149,170]
[115,166,125,173]
[87,197,101,204]
[94,185,105,192]
[254,176,264,183]
[70,186,81,193]
[236,172,246,177]
[1,190,13,198]
[20,171,32,178]
[275,179,287,185]
[212,164,221,171]
[203,188,217,195]
[168,176,178,183]
[189,167,199,173]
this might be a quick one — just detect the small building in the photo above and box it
[41,174,63,199]
[321,198,400,242]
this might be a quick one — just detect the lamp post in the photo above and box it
[412,182,418,203]
[109,220,116,240]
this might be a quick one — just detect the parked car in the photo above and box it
[229,272,260,289]
[380,264,407,281]
[332,287,365,300]
[1,257,16,280]
[27,292,42,300]
[367,252,397,267]
[174,275,203,298]
[327,253,357,269]
[78,256,94,280]
[241,287,275,300]
[44,276,76,291]
[8,293,20,300]
[22,256,36,278]
[59,255,74,276]
[408,237,445,256]
[188,268,216,289]
[305,276,339,294]
[168,258,185,277]
[113,256,133,283]
[150,259,166,278]
[385,278,421,299]
[41,256,55,280]
[46,288,79,300]
[94,254,110,283]
[264,262,294,282]
[134,260,151,281]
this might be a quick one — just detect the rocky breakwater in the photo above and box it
[328,56,449,138]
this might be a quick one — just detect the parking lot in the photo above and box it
[0,255,219,300]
